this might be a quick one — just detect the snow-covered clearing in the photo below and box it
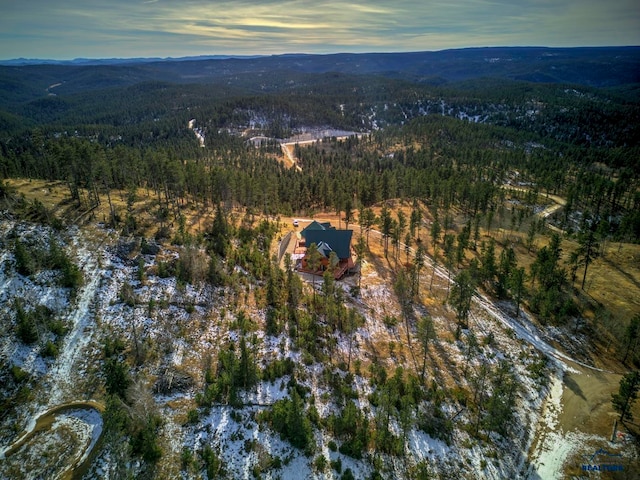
[47,240,105,406]
[188,118,206,147]
[526,373,569,479]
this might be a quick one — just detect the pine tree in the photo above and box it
[443,234,456,298]
[238,336,258,390]
[379,204,392,256]
[305,242,323,301]
[496,246,516,298]
[612,371,640,423]
[344,196,354,230]
[208,204,231,258]
[576,213,600,290]
[345,309,363,371]
[622,314,640,364]
[449,269,476,331]
[359,207,376,246]
[410,199,422,240]
[509,267,526,318]
[430,217,441,255]
[417,315,436,382]
[354,235,367,291]
[480,238,497,286]
[287,389,313,451]
[413,243,425,297]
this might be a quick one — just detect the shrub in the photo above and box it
[262,357,295,382]
[302,350,314,366]
[130,415,163,463]
[417,405,453,444]
[157,260,172,278]
[48,319,68,336]
[136,257,146,283]
[119,282,136,307]
[16,385,33,403]
[104,358,130,399]
[233,310,255,334]
[11,365,29,383]
[15,301,38,344]
[307,404,320,426]
[155,225,171,242]
[181,447,194,470]
[263,390,314,452]
[314,455,328,472]
[176,246,209,285]
[383,315,398,328]
[201,444,225,479]
[14,240,37,276]
[527,356,548,385]
[103,336,126,357]
[17,317,38,344]
[140,238,160,255]
[186,409,199,424]
[413,460,431,480]
[339,438,366,459]
[42,340,59,358]
[270,455,282,469]
[49,239,83,291]
[61,260,83,291]
[341,469,356,480]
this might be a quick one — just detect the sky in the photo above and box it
[1,0,639,60]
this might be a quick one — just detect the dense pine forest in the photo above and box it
[1,69,639,233]
[1,48,640,479]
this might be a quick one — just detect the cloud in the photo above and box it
[0,0,638,59]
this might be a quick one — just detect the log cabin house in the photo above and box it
[294,221,354,279]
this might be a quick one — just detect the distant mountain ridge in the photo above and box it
[0,46,638,107]
[0,55,265,66]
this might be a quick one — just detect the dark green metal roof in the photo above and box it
[304,229,353,259]
[301,220,335,239]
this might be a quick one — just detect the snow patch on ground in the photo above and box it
[408,429,450,459]
[527,371,568,479]
[47,243,105,406]
[1,217,621,479]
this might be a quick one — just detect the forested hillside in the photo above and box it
[2,73,638,238]
[1,49,639,479]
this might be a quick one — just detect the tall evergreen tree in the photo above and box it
[509,267,526,319]
[417,315,436,383]
[612,371,640,423]
[449,269,476,331]
[576,213,600,290]
[208,204,231,258]
[622,314,640,364]
[306,242,323,301]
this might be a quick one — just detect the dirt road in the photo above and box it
[502,185,566,234]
